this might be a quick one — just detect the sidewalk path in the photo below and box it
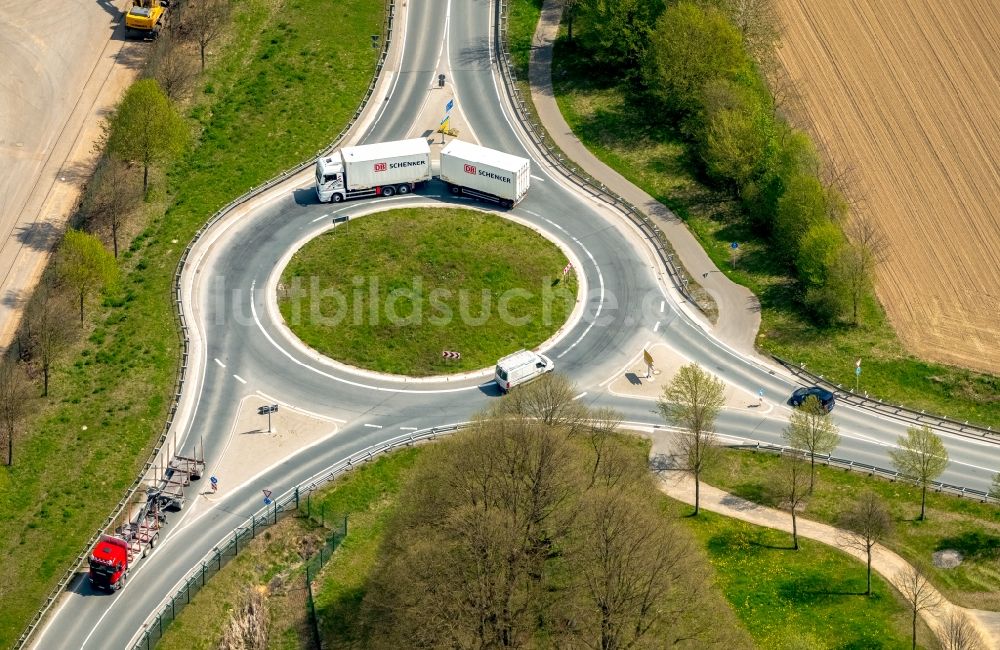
[528,0,761,356]
[648,435,1000,646]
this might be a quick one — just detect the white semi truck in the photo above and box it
[440,139,531,208]
[315,138,432,203]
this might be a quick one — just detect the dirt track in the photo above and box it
[775,0,1000,375]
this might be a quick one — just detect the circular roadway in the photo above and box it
[30,1,1000,648]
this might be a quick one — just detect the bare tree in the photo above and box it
[838,215,890,324]
[148,31,199,101]
[584,406,632,489]
[776,454,810,550]
[782,396,840,493]
[219,586,269,650]
[489,372,589,433]
[86,157,141,258]
[185,0,230,72]
[720,0,781,60]
[889,426,949,521]
[941,609,985,650]
[0,359,32,465]
[895,565,942,650]
[25,279,76,397]
[575,487,696,650]
[838,490,892,595]
[657,363,726,515]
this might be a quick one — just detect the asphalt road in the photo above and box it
[29,0,1000,648]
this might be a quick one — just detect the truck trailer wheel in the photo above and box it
[382,186,395,197]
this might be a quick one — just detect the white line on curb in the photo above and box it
[233,374,247,384]
[214,358,226,368]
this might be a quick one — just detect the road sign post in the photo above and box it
[263,489,272,506]
[643,349,654,379]
[257,404,278,433]
[855,359,862,392]
[730,242,739,269]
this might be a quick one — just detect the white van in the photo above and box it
[495,349,554,392]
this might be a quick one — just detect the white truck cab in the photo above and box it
[495,349,554,392]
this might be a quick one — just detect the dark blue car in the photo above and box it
[789,386,835,412]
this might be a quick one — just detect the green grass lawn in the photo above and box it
[278,208,577,375]
[676,506,927,649]
[549,31,1000,429]
[0,0,384,644]
[702,448,1000,610]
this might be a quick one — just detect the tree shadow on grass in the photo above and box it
[727,482,779,509]
[936,530,1000,560]
[777,574,868,602]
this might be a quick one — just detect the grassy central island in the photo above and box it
[278,207,578,375]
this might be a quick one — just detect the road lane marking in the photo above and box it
[598,343,650,387]
[660,300,665,313]
[653,321,661,332]
[400,426,418,431]
[253,390,347,423]
[572,392,587,401]
[364,423,383,429]
[310,212,330,223]
[233,374,247,384]
[214,358,226,368]
[523,209,540,217]
[555,234,605,359]
[531,174,545,182]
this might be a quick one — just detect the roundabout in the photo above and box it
[276,207,580,376]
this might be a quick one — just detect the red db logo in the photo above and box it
[464,164,476,175]
[374,162,387,172]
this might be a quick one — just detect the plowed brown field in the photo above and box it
[774,0,1000,374]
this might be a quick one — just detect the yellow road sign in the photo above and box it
[643,349,653,366]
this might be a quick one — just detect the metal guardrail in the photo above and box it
[493,1,704,311]
[726,442,995,503]
[773,356,997,442]
[130,423,465,649]
[14,2,396,647]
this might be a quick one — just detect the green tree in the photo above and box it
[657,363,726,515]
[25,278,76,397]
[838,490,892,595]
[58,230,118,323]
[87,157,141,258]
[796,220,845,288]
[106,78,187,193]
[782,395,840,492]
[772,173,828,263]
[889,426,949,521]
[699,79,776,191]
[576,0,662,71]
[645,2,749,117]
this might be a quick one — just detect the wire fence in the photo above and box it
[773,356,997,443]
[14,3,396,648]
[493,0,710,312]
[722,442,995,504]
[129,423,462,649]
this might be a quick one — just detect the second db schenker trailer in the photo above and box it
[440,139,531,208]
[315,138,431,203]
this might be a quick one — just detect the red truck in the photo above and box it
[88,504,161,592]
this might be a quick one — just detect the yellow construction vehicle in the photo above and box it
[124,0,168,38]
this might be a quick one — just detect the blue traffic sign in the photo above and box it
[446,99,454,112]
[856,365,862,376]
[210,476,218,485]
[264,497,272,506]
[730,242,739,250]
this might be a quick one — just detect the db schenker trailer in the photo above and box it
[440,139,531,208]
[315,138,431,203]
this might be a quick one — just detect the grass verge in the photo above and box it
[549,30,999,429]
[277,208,577,375]
[0,0,384,644]
[674,505,926,649]
[702,448,1000,610]
[156,449,421,649]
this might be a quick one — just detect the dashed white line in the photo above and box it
[233,374,247,384]
[400,426,418,431]
[660,300,665,313]
[531,174,545,182]
[653,321,661,332]
[556,235,605,359]
[364,423,383,429]
[523,209,540,217]
[572,392,588,401]
[214,358,226,368]
[311,212,330,223]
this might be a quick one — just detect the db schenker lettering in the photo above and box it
[386,160,426,169]
[478,169,512,183]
